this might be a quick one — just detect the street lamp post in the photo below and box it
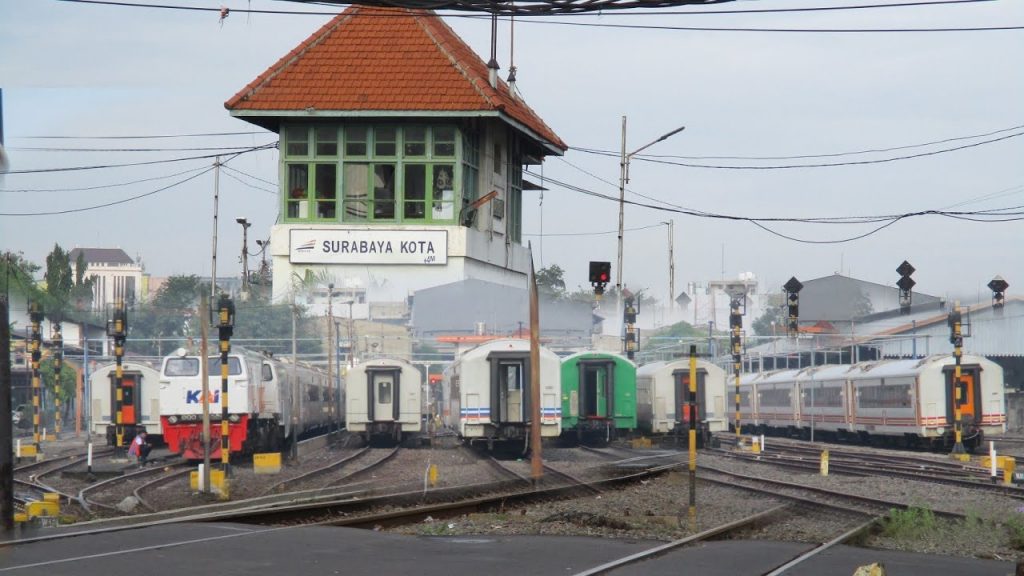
[236,218,252,296]
[617,117,685,329]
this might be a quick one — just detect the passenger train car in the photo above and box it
[159,348,338,459]
[736,354,1006,450]
[442,339,561,448]
[89,361,162,444]
[346,357,423,444]
[636,358,728,438]
[559,351,637,442]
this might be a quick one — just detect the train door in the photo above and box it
[110,371,140,427]
[368,368,400,422]
[672,369,706,426]
[489,354,530,424]
[579,362,613,418]
[943,366,981,426]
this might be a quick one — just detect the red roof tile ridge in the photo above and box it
[413,13,501,110]
[225,8,358,109]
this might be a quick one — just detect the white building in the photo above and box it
[69,247,143,311]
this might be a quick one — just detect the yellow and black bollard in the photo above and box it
[216,294,235,489]
[28,300,44,455]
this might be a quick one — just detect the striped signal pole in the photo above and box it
[687,344,698,525]
[107,300,128,455]
[948,301,966,455]
[217,294,235,479]
[52,323,63,437]
[730,296,743,440]
[28,300,44,453]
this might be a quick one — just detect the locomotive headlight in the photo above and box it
[168,415,179,424]
[228,414,241,423]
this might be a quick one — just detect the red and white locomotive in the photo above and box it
[159,348,337,459]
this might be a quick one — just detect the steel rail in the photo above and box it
[260,446,371,495]
[568,505,790,576]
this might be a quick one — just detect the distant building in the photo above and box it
[68,247,143,311]
[410,279,596,354]
[680,274,764,332]
[225,6,566,305]
[796,273,941,324]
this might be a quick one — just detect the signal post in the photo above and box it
[216,294,235,484]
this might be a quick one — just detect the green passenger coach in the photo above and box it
[560,351,638,442]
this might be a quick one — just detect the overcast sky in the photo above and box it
[1,0,1021,305]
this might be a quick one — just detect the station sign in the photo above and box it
[289,229,448,265]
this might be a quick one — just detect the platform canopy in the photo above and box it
[285,0,735,16]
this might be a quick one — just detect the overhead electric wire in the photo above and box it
[523,170,1024,243]
[54,0,1022,32]
[220,164,279,188]
[18,130,267,140]
[571,123,1024,162]
[0,165,210,193]
[1,142,277,175]
[572,130,1024,170]
[0,165,216,216]
[523,223,665,237]
[221,169,277,195]
[9,144,275,152]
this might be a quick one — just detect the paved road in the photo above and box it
[0,522,1015,575]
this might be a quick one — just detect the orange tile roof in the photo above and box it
[226,6,566,153]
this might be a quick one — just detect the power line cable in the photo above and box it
[220,164,279,188]
[1,142,277,175]
[523,223,664,237]
[0,166,215,216]
[571,123,1024,161]
[53,0,1022,32]
[0,165,210,193]
[16,131,268,140]
[221,169,277,196]
[573,130,1024,170]
[8,144,274,153]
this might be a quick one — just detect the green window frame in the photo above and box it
[283,124,461,225]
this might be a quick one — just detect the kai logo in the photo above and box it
[295,239,316,252]
[186,390,220,404]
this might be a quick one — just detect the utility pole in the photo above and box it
[327,283,334,434]
[236,217,251,297]
[666,220,674,318]
[1,285,14,532]
[211,156,221,298]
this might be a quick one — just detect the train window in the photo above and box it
[502,364,522,391]
[262,364,274,382]
[164,358,199,377]
[760,388,792,407]
[207,357,242,376]
[805,385,843,408]
[378,381,393,404]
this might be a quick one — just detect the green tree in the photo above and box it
[752,305,786,337]
[44,244,73,313]
[1,251,43,305]
[39,357,76,403]
[127,275,205,357]
[535,265,567,299]
[69,251,95,312]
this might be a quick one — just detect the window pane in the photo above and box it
[346,126,367,156]
[493,141,503,174]
[316,127,337,156]
[404,126,426,156]
[375,126,397,157]
[378,380,392,404]
[373,164,396,220]
[404,164,426,219]
[286,126,308,156]
[432,163,454,220]
[315,164,337,220]
[287,164,309,219]
[434,126,455,157]
[343,164,369,221]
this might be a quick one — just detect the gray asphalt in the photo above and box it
[0,522,1015,575]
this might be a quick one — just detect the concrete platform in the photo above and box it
[1,522,1014,575]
